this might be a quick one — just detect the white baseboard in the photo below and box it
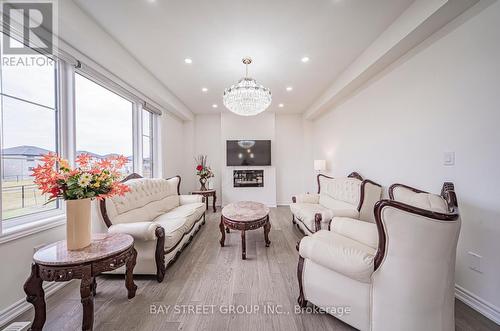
[0,281,72,328]
[455,285,500,325]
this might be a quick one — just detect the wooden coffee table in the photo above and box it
[24,233,137,331]
[219,201,271,260]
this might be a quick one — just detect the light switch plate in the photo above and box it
[443,152,455,166]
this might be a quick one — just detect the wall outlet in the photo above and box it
[443,152,455,166]
[468,251,482,273]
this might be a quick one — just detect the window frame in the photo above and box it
[0,51,64,230]
[74,70,137,175]
[0,54,160,236]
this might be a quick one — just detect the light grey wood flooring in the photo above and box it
[14,207,500,331]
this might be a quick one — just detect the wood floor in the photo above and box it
[15,207,499,331]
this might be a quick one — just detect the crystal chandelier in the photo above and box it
[223,58,272,116]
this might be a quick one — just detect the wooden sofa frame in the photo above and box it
[99,173,205,282]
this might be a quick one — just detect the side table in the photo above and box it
[192,189,217,212]
[24,233,137,331]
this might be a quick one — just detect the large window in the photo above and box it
[0,36,158,232]
[0,47,59,221]
[75,74,134,174]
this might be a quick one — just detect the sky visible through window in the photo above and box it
[75,74,133,157]
[1,54,56,151]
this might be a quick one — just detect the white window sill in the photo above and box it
[0,214,66,245]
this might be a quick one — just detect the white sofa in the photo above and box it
[99,174,206,282]
[297,182,460,331]
[290,172,382,235]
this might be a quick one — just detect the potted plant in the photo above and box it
[32,153,131,250]
[195,155,214,191]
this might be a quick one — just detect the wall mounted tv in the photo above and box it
[226,140,271,166]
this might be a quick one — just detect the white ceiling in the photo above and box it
[73,0,413,115]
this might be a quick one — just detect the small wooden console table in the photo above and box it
[192,189,217,212]
[24,233,137,331]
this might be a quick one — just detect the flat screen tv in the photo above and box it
[226,140,271,166]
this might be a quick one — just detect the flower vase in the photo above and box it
[199,178,208,191]
[66,198,92,250]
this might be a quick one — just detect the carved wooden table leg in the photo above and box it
[241,230,246,260]
[219,216,226,247]
[126,248,138,299]
[264,217,271,247]
[24,264,46,331]
[80,266,94,331]
[212,193,217,213]
[92,277,97,297]
[205,197,209,211]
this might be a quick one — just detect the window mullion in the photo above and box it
[134,102,143,175]
[151,114,158,178]
[59,61,76,165]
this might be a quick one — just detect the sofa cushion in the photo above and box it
[108,221,159,241]
[290,203,334,231]
[300,230,375,283]
[330,217,378,249]
[291,202,360,232]
[154,217,189,251]
[155,202,205,228]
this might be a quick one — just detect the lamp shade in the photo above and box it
[314,160,326,171]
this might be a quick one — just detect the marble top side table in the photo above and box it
[24,233,137,331]
[192,189,217,213]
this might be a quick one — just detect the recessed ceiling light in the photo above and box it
[212,104,218,108]
[278,103,284,108]
[201,87,208,92]
[301,56,310,63]
[286,86,293,92]
[184,58,193,64]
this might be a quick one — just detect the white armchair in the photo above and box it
[297,182,460,331]
[100,174,206,282]
[291,172,382,235]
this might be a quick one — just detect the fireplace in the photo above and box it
[233,170,264,188]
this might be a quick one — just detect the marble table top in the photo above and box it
[192,189,216,194]
[33,233,133,266]
[222,201,270,222]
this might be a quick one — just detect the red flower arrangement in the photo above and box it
[194,155,214,180]
[32,153,131,202]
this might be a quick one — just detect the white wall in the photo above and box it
[309,0,500,315]
[275,115,308,204]
[162,113,186,179]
